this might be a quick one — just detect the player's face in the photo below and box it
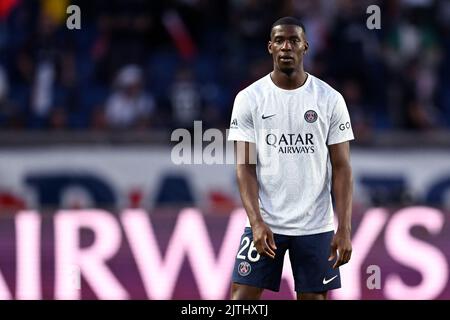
[268,25,308,73]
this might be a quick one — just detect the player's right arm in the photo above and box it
[235,141,277,259]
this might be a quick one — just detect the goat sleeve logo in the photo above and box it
[304,110,318,123]
[231,118,238,128]
[238,261,251,276]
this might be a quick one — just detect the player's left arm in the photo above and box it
[328,141,353,269]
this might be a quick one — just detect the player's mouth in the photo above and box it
[279,56,294,62]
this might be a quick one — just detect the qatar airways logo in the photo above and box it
[0,206,448,300]
[266,133,315,154]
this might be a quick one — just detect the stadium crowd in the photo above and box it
[0,0,449,143]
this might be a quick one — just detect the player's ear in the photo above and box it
[303,41,309,54]
[268,41,273,54]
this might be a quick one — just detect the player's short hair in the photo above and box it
[271,16,306,35]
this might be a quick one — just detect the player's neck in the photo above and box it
[270,68,308,90]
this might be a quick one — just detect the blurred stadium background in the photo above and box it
[0,0,449,300]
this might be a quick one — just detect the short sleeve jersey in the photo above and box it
[228,73,354,235]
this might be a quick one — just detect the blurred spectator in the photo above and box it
[229,0,278,60]
[169,67,202,129]
[383,2,442,130]
[398,59,439,130]
[282,0,332,68]
[102,64,155,130]
[341,79,373,142]
[15,7,77,129]
[93,0,157,84]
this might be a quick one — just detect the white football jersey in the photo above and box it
[228,73,354,236]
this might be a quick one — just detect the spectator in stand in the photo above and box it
[169,67,202,129]
[341,78,373,142]
[92,0,158,84]
[103,64,155,130]
[15,7,77,129]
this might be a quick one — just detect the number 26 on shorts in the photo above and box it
[236,236,260,262]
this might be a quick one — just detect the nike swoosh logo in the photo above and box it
[262,114,276,119]
[322,275,338,285]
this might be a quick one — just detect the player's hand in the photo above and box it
[328,228,352,269]
[252,222,277,259]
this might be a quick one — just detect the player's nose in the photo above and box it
[281,40,292,51]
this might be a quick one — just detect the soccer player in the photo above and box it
[228,16,354,300]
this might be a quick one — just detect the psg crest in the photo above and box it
[304,110,318,123]
[238,261,252,276]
